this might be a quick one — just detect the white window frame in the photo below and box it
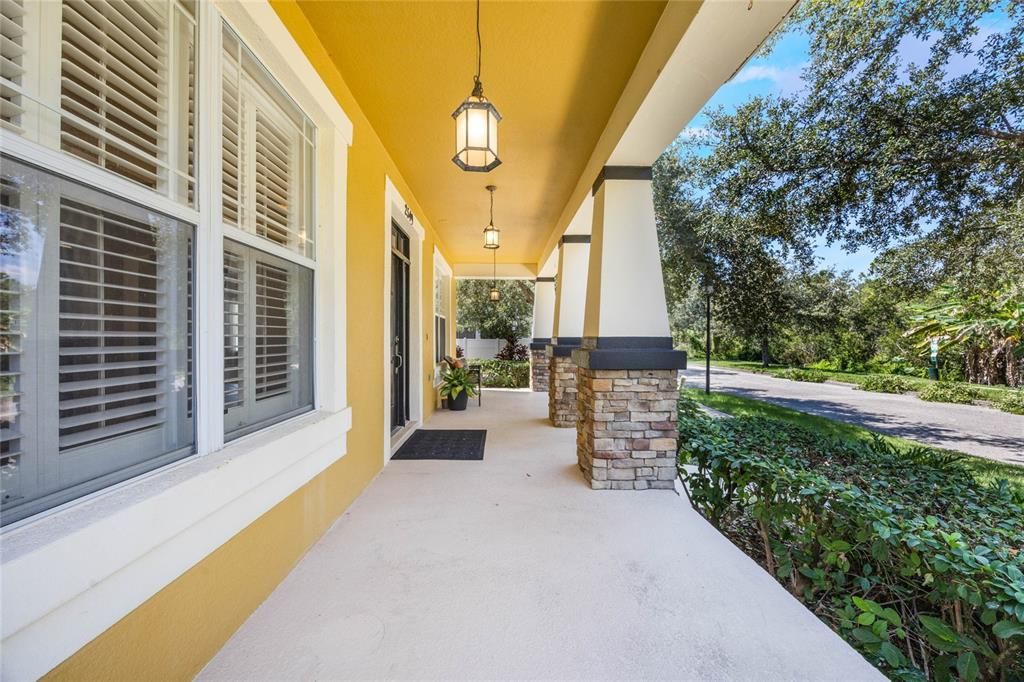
[433,246,453,385]
[0,2,353,679]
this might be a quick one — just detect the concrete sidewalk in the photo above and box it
[683,367,1024,466]
[200,389,877,681]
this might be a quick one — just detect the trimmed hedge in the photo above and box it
[678,409,1024,681]
[918,382,975,405]
[472,359,530,388]
[860,374,915,394]
[999,391,1024,416]
[777,367,829,383]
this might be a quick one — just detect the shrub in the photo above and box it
[777,367,828,383]
[999,391,1024,415]
[678,412,1024,681]
[859,374,914,394]
[472,359,529,388]
[495,340,529,362]
[917,381,974,405]
[677,389,703,418]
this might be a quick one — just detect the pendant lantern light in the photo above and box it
[452,0,501,172]
[489,246,500,303]
[483,185,500,249]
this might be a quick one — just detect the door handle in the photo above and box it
[394,355,404,369]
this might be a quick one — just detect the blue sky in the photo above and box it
[682,30,877,277]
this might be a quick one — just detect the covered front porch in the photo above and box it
[200,389,876,680]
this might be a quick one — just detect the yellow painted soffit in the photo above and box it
[293,0,684,265]
[536,1,701,270]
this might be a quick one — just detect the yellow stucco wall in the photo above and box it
[44,2,454,678]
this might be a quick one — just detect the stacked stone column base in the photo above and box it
[548,354,578,427]
[530,348,549,393]
[576,368,678,490]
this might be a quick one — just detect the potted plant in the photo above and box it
[439,366,478,411]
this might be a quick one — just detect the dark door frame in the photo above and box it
[390,221,411,434]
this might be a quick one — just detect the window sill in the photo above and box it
[1,407,352,681]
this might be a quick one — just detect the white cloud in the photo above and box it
[732,63,806,95]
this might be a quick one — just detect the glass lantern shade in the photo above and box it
[489,287,501,302]
[452,97,501,172]
[483,223,500,249]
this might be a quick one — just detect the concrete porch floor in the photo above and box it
[200,389,879,680]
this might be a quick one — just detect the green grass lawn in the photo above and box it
[686,388,1024,490]
[691,357,1015,402]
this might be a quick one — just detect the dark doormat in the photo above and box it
[391,429,487,460]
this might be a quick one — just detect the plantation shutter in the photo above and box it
[223,241,312,442]
[57,198,169,450]
[254,258,293,400]
[0,0,25,134]
[59,0,168,190]
[223,243,246,410]
[254,111,292,250]
[221,24,314,258]
[222,25,242,227]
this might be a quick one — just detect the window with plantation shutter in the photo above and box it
[0,0,25,134]
[223,240,312,442]
[1,0,196,204]
[0,157,193,525]
[222,25,315,258]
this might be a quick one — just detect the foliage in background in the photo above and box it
[654,0,1024,383]
[906,286,1024,388]
[494,341,529,362]
[470,359,530,389]
[678,411,1024,681]
[456,280,534,358]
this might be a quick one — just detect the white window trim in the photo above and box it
[0,2,353,679]
[433,246,453,386]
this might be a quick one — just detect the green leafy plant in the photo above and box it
[917,382,974,405]
[859,374,914,394]
[678,410,1024,681]
[777,367,828,383]
[438,367,479,400]
[471,359,530,388]
[998,391,1024,416]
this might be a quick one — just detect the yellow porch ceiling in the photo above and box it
[295,0,684,265]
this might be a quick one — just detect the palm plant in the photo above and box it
[906,285,1024,386]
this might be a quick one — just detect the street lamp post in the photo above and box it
[704,283,714,394]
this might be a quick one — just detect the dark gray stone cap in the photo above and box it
[572,337,687,370]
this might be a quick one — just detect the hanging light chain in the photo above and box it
[472,0,484,98]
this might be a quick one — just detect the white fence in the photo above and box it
[457,334,532,360]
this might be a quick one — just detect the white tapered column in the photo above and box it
[573,167,686,489]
